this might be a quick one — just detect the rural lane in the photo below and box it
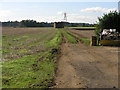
[54,42,118,88]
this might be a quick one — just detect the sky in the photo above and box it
[0,0,119,24]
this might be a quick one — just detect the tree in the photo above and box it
[95,11,120,37]
[21,20,38,27]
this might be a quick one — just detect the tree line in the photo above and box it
[2,20,53,27]
[1,20,95,27]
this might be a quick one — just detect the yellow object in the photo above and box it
[100,40,120,46]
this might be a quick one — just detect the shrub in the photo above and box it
[95,11,120,37]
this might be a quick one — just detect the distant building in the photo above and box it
[118,1,120,12]
[54,22,65,28]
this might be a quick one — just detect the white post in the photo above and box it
[118,1,120,13]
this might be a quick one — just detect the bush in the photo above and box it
[95,11,120,37]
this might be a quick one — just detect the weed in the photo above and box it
[2,49,11,54]
[19,49,30,53]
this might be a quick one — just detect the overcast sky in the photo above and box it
[0,0,119,24]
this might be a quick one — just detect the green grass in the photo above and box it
[67,31,90,45]
[2,53,55,88]
[79,38,90,45]
[61,29,77,44]
[2,29,62,88]
[46,29,62,48]
[2,49,11,54]
[66,27,96,29]
[18,49,30,53]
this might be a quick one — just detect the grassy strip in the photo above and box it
[45,29,62,48]
[2,29,62,88]
[79,38,90,45]
[66,27,96,29]
[67,31,90,45]
[61,29,77,44]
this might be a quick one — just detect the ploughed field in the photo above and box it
[2,27,62,88]
[3,27,56,61]
[2,27,119,88]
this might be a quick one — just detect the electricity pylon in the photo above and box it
[63,12,67,22]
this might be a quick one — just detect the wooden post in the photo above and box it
[91,36,97,46]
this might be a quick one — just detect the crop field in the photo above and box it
[2,27,62,88]
[2,27,119,88]
[3,27,56,61]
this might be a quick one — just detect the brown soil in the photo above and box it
[68,29,95,38]
[54,30,119,88]
[2,27,55,61]
[2,27,54,35]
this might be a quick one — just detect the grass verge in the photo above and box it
[61,29,77,44]
[66,27,96,29]
[2,29,62,88]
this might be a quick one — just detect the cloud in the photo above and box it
[0,10,12,17]
[0,15,97,23]
[57,11,64,15]
[0,10,98,23]
[80,7,117,13]
[30,16,63,22]
[24,13,97,23]
[0,10,14,21]
[67,14,98,23]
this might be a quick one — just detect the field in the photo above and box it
[2,27,119,88]
[67,27,96,30]
[2,27,62,88]
[3,27,56,61]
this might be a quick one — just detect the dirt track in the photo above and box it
[54,30,119,88]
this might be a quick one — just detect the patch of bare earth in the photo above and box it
[53,30,118,88]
